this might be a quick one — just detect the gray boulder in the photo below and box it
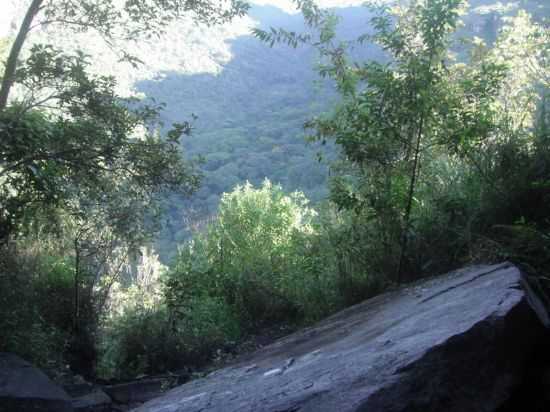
[64,383,112,412]
[0,352,74,412]
[133,262,549,412]
[103,378,165,404]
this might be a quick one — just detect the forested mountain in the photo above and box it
[143,6,382,258]
[142,0,548,259]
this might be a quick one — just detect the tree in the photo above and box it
[0,0,249,111]
[0,0,249,240]
[459,11,550,237]
[255,0,507,280]
[166,180,318,325]
[0,0,250,375]
[487,11,548,142]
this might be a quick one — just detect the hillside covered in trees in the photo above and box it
[143,5,384,258]
[0,0,548,394]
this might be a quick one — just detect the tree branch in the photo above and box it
[0,0,44,112]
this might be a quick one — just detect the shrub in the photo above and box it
[97,297,240,380]
[97,248,241,379]
[166,180,391,333]
[98,306,178,380]
[165,180,320,328]
[0,248,74,371]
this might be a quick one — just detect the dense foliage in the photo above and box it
[102,180,386,379]
[256,0,548,280]
[166,180,320,325]
[0,0,252,242]
[145,6,384,260]
[149,0,549,261]
[0,0,548,383]
[0,0,244,377]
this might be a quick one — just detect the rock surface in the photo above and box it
[71,389,112,412]
[0,352,74,412]
[104,379,166,405]
[133,263,549,412]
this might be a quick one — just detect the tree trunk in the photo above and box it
[397,113,425,283]
[73,238,81,332]
[0,0,43,112]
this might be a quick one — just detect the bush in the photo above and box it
[165,180,390,336]
[97,248,241,380]
[165,180,321,329]
[98,306,178,380]
[0,248,74,371]
[309,206,391,308]
[172,296,241,358]
[97,297,240,380]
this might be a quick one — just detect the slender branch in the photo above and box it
[0,145,120,179]
[0,0,44,112]
[19,92,62,114]
[32,18,98,31]
[397,111,425,283]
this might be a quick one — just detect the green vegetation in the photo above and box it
[256,0,548,279]
[147,0,549,262]
[0,249,74,370]
[144,6,381,260]
[0,0,245,377]
[100,180,386,379]
[1,0,548,384]
[166,180,323,324]
[278,0,510,280]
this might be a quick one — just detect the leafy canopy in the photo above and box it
[255,0,513,279]
[166,180,318,325]
[0,0,250,241]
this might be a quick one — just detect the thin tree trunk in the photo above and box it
[73,238,81,332]
[397,113,425,283]
[0,0,43,112]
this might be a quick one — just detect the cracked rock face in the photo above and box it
[133,263,549,412]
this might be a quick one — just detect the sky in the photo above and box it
[251,0,365,13]
[0,1,15,37]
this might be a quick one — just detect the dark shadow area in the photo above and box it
[496,328,550,412]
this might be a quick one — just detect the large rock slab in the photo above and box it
[71,389,112,412]
[133,263,549,412]
[64,382,112,412]
[0,353,74,412]
[104,378,166,405]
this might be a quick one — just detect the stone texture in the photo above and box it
[70,387,112,412]
[133,263,549,412]
[0,352,74,412]
[104,378,165,404]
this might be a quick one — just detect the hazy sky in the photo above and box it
[251,0,365,13]
[0,2,14,37]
